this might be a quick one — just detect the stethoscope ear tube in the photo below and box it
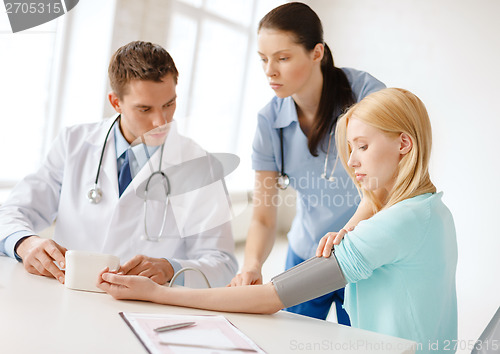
[277,128,290,190]
[87,115,121,204]
[142,145,169,242]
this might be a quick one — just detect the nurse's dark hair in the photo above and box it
[108,41,179,99]
[259,2,354,156]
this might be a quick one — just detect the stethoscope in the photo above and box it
[276,128,290,190]
[141,135,169,242]
[87,115,121,204]
[276,124,339,190]
[87,115,170,241]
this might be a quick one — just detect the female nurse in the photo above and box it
[98,88,458,351]
[228,2,385,324]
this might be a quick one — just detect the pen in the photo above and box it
[154,321,196,332]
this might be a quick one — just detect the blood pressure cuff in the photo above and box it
[271,252,347,308]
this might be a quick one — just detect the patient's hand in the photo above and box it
[315,227,353,258]
[97,268,160,301]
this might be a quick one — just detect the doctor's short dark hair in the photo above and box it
[108,41,179,99]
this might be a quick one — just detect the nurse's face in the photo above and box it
[109,73,177,145]
[257,29,321,99]
[346,117,409,193]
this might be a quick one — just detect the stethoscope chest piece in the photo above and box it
[321,173,336,182]
[278,122,339,189]
[276,173,290,190]
[87,186,103,204]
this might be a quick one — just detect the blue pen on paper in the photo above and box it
[154,321,196,332]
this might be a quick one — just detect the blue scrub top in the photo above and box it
[252,67,385,260]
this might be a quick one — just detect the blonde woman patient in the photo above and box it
[98,88,458,352]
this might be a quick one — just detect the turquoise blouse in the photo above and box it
[335,192,458,353]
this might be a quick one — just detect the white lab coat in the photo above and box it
[0,117,238,288]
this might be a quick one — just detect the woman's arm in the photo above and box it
[316,188,389,257]
[344,196,376,230]
[98,271,284,314]
[229,171,279,286]
[316,197,375,257]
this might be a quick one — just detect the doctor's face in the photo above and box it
[109,73,177,145]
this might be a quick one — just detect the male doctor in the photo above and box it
[0,41,237,288]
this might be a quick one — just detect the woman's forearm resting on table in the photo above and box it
[156,283,284,314]
[99,272,284,314]
[99,249,346,315]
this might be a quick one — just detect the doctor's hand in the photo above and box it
[316,227,354,258]
[119,255,174,285]
[16,236,67,283]
[97,268,161,302]
[228,267,263,287]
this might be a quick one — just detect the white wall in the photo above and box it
[307,0,500,348]
[53,0,116,130]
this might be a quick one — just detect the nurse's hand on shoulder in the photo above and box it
[119,255,174,285]
[16,235,67,283]
[97,268,159,301]
[316,227,354,258]
[228,267,263,287]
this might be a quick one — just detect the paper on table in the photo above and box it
[119,312,266,354]
[159,327,234,347]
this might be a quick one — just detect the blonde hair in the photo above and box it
[335,88,436,212]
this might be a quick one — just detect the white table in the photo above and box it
[0,256,416,353]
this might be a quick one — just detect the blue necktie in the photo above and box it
[118,150,132,197]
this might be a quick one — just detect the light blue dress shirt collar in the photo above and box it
[114,122,160,177]
[114,122,130,160]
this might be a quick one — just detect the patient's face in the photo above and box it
[111,73,177,145]
[346,117,402,192]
